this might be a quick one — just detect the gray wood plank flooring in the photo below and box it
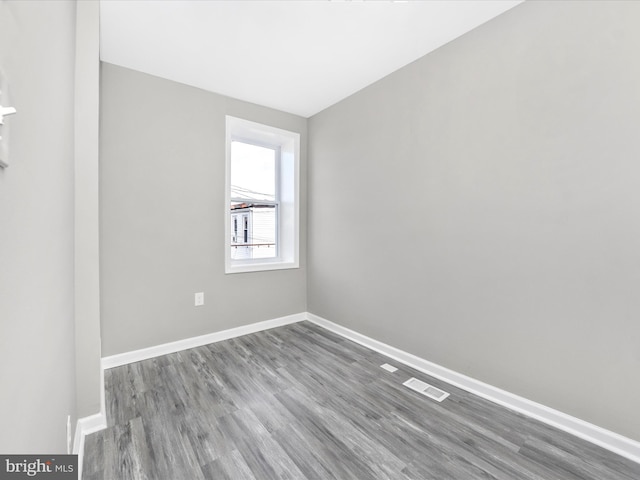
[83,321,640,479]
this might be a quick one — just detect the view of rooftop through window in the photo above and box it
[230,141,278,260]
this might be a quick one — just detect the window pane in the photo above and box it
[230,205,277,260]
[230,141,275,201]
[226,115,299,273]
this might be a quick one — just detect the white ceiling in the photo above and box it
[99,0,523,118]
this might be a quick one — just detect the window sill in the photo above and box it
[225,260,299,274]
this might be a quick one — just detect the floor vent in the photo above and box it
[403,378,450,402]
[380,363,398,373]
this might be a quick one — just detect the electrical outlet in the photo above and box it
[195,292,204,306]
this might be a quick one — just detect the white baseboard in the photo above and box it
[73,412,107,455]
[306,312,640,465]
[102,313,306,370]
[73,314,302,479]
[86,310,640,468]
[73,411,107,479]
[74,364,107,479]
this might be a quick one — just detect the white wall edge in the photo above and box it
[73,409,107,479]
[102,312,306,370]
[100,362,106,434]
[73,412,107,455]
[306,312,640,465]
[73,360,107,479]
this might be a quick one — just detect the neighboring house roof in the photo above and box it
[230,203,275,211]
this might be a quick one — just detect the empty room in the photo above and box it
[1,0,639,479]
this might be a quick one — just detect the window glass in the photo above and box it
[225,116,299,273]
[230,142,275,202]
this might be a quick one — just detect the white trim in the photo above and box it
[306,312,640,465]
[225,115,300,275]
[102,313,306,369]
[73,410,107,479]
[73,412,107,455]
[74,315,302,477]
[226,260,299,274]
[73,364,107,479]
[86,311,640,468]
[99,362,106,432]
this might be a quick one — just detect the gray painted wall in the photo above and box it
[75,0,102,419]
[0,1,77,452]
[308,1,640,441]
[100,63,307,356]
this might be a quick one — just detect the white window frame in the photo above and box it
[225,116,300,274]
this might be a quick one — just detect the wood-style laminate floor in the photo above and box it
[83,321,640,479]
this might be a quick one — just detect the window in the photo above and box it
[233,217,238,243]
[225,116,300,273]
